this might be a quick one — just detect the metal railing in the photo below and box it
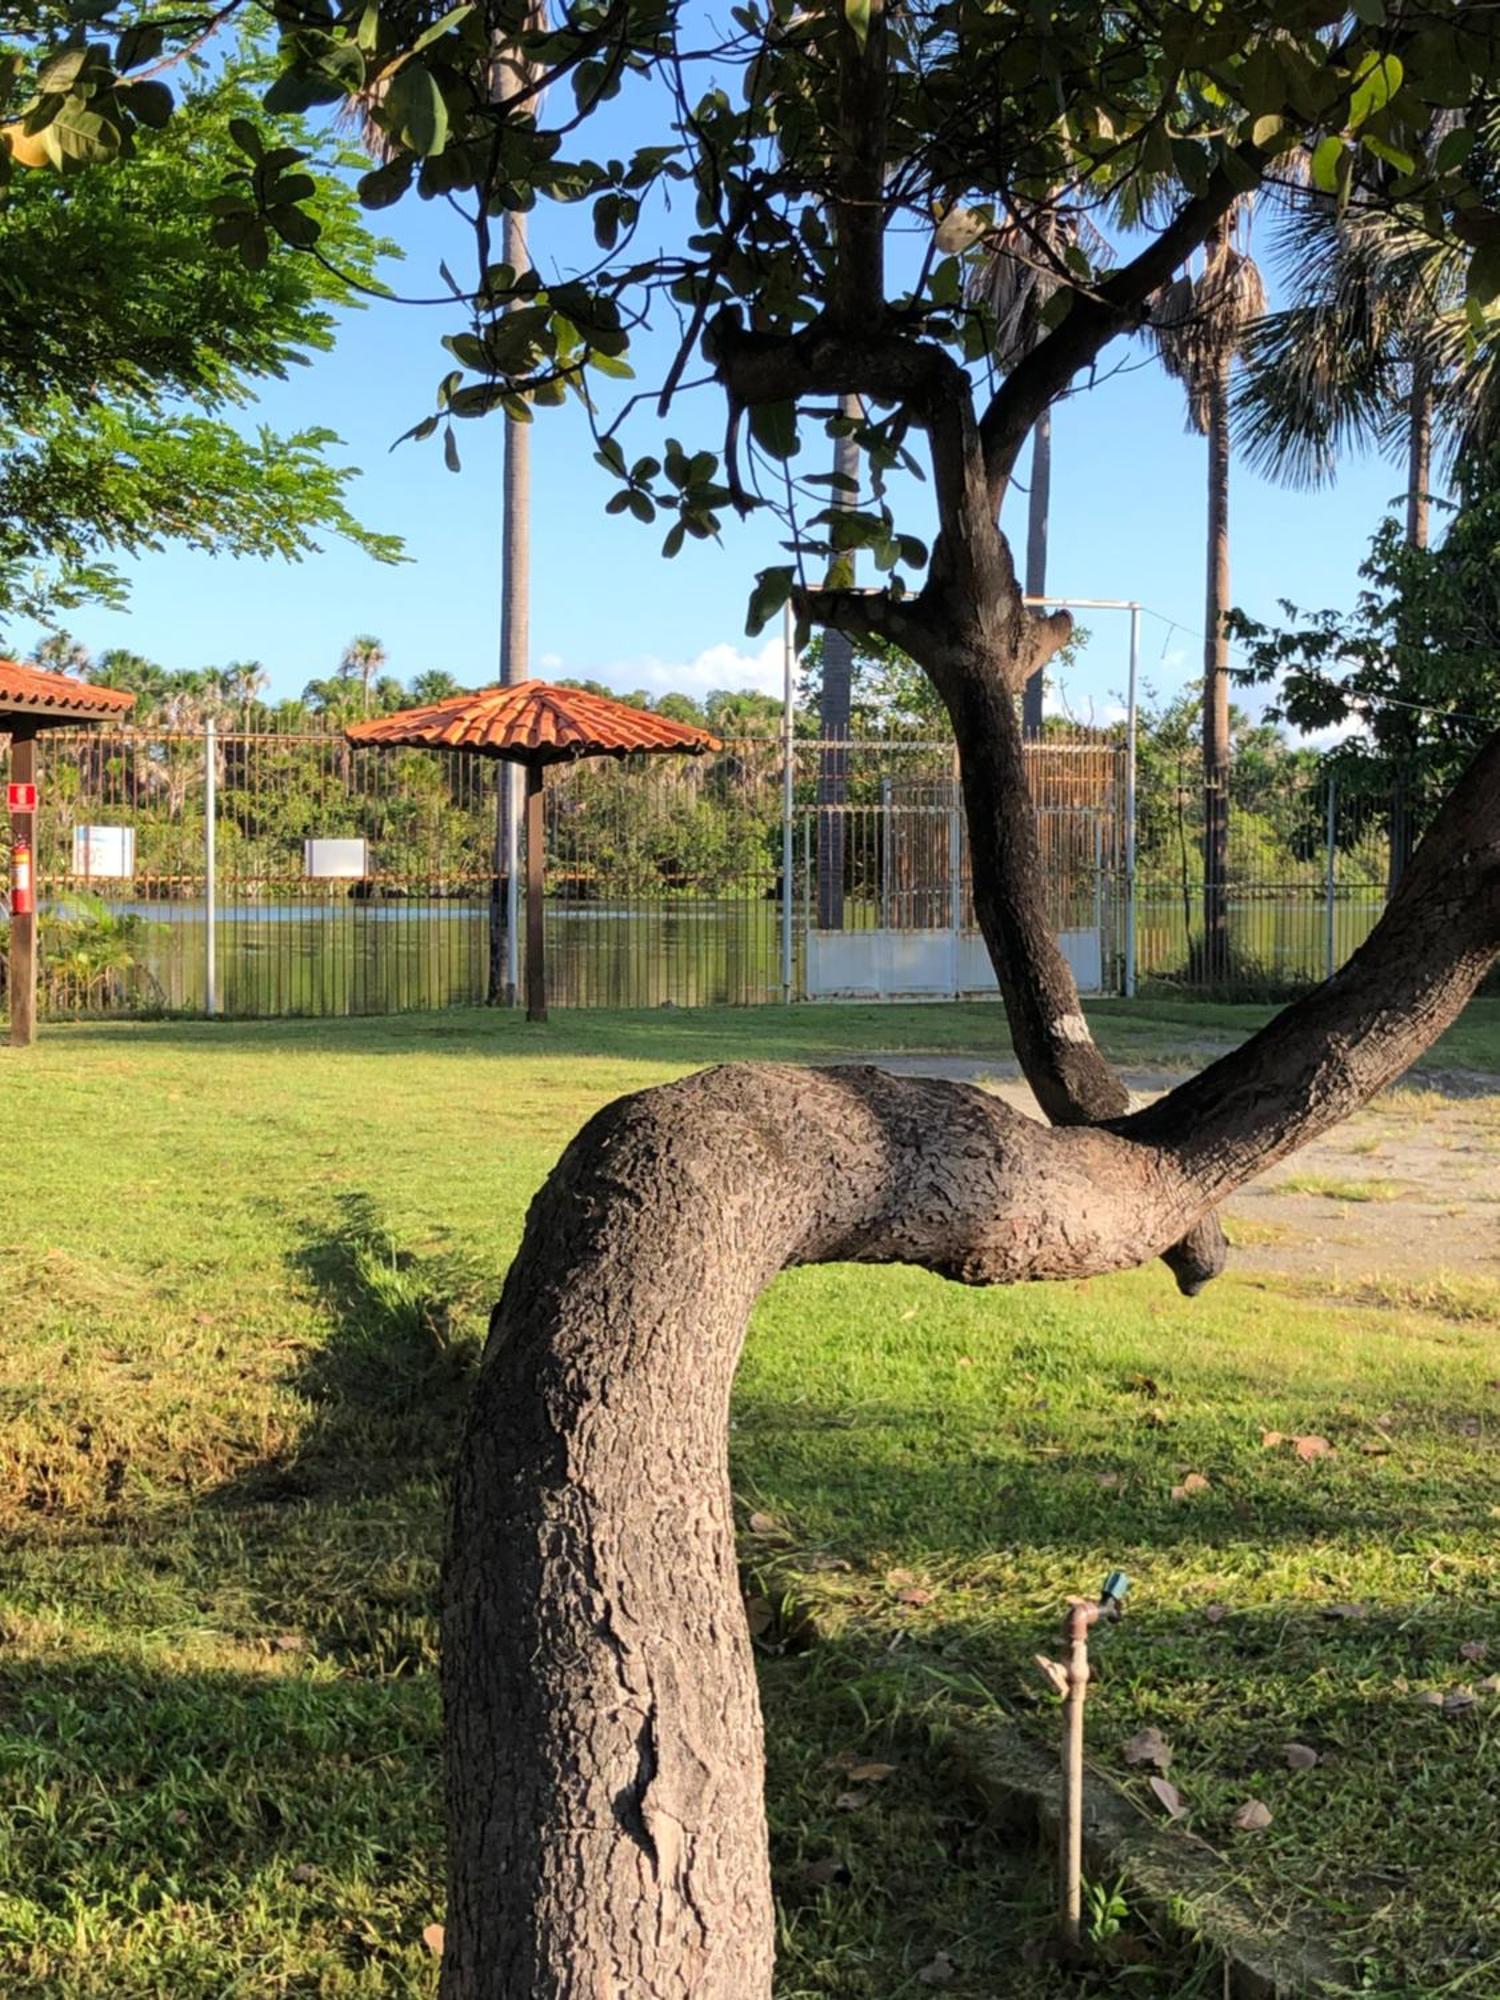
[1,714,1418,1018]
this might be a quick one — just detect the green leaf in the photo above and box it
[411,4,474,53]
[122,78,172,128]
[843,0,871,48]
[383,63,449,157]
[748,400,799,461]
[625,489,656,523]
[1466,241,1500,307]
[358,156,414,208]
[444,426,461,472]
[37,46,90,95]
[1310,135,1344,193]
[588,350,634,378]
[115,23,163,70]
[746,565,794,637]
[1436,126,1476,174]
[229,117,262,160]
[1348,53,1402,128]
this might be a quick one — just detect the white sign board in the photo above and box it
[304,838,371,880]
[72,825,136,879]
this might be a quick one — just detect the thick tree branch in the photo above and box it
[978,168,1255,503]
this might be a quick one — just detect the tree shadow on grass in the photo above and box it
[222,1191,487,1508]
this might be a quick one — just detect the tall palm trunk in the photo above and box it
[1405,362,1433,553]
[491,207,531,1006]
[815,400,859,930]
[1202,355,1233,983]
[1021,408,1051,737]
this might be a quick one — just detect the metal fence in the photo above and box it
[1,713,1419,1019]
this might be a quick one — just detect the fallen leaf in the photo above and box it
[1283,1742,1319,1770]
[747,1512,785,1537]
[1122,1726,1172,1771]
[1476,1674,1500,1696]
[1144,1404,1169,1428]
[1459,1640,1489,1663]
[169,1808,190,1827]
[290,1862,318,1884]
[1204,1602,1230,1624]
[744,1596,774,1637]
[1293,1435,1334,1461]
[884,1567,917,1591]
[1096,1471,1121,1490]
[1128,1374,1161,1397]
[845,1760,897,1784]
[1360,1437,1392,1456]
[1323,1602,1367,1621]
[1443,1689,1478,1717]
[1230,1799,1273,1831]
[807,1553,851,1573]
[917,1952,958,1987]
[1260,1430,1284,1449]
[422,1923,445,1957]
[896,1586,934,1608]
[956,1354,974,1367]
[834,1789,869,1811]
[272,1632,305,1653]
[1171,1472,1211,1501]
[899,1307,919,1322]
[1416,1690,1446,1709]
[1149,1775,1187,1818]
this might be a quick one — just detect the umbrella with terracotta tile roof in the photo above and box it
[346,680,721,1021]
[0,661,137,1048]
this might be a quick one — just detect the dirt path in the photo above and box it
[849,1055,1500,1283]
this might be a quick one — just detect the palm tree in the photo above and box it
[969,205,1106,733]
[1236,195,1496,553]
[338,634,388,716]
[1153,203,1267,982]
[410,669,463,704]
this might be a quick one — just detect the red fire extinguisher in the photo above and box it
[11,842,34,918]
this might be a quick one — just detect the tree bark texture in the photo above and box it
[443,726,1500,1999]
[1405,362,1432,554]
[1021,409,1051,738]
[1201,356,1232,985]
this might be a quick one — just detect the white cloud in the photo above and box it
[538,650,564,671]
[1296,715,1365,750]
[579,636,788,700]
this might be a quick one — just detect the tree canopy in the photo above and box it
[0,31,401,632]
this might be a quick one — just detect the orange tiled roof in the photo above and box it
[345,680,722,765]
[0,660,136,723]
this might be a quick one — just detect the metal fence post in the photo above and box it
[948,747,962,995]
[1124,603,1140,999]
[1325,772,1337,982]
[879,774,891,932]
[204,717,218,1017]
[780,602,795,1003]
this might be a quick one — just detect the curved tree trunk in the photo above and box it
[1201,355,1232,986]
[442,727,1500,1998]
[1020,408,1051,737]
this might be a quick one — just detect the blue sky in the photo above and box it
[18,108,1416,726]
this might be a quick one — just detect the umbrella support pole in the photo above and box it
[525,764,547,1023]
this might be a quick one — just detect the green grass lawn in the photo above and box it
[3,1002,1500,1998]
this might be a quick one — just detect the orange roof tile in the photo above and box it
[0,660,136,725]
[345,680,722,765]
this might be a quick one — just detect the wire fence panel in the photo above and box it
[8,713,1419,1018]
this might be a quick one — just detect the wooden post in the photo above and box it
[10,727,37,1048]
[525,762,547,1023]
